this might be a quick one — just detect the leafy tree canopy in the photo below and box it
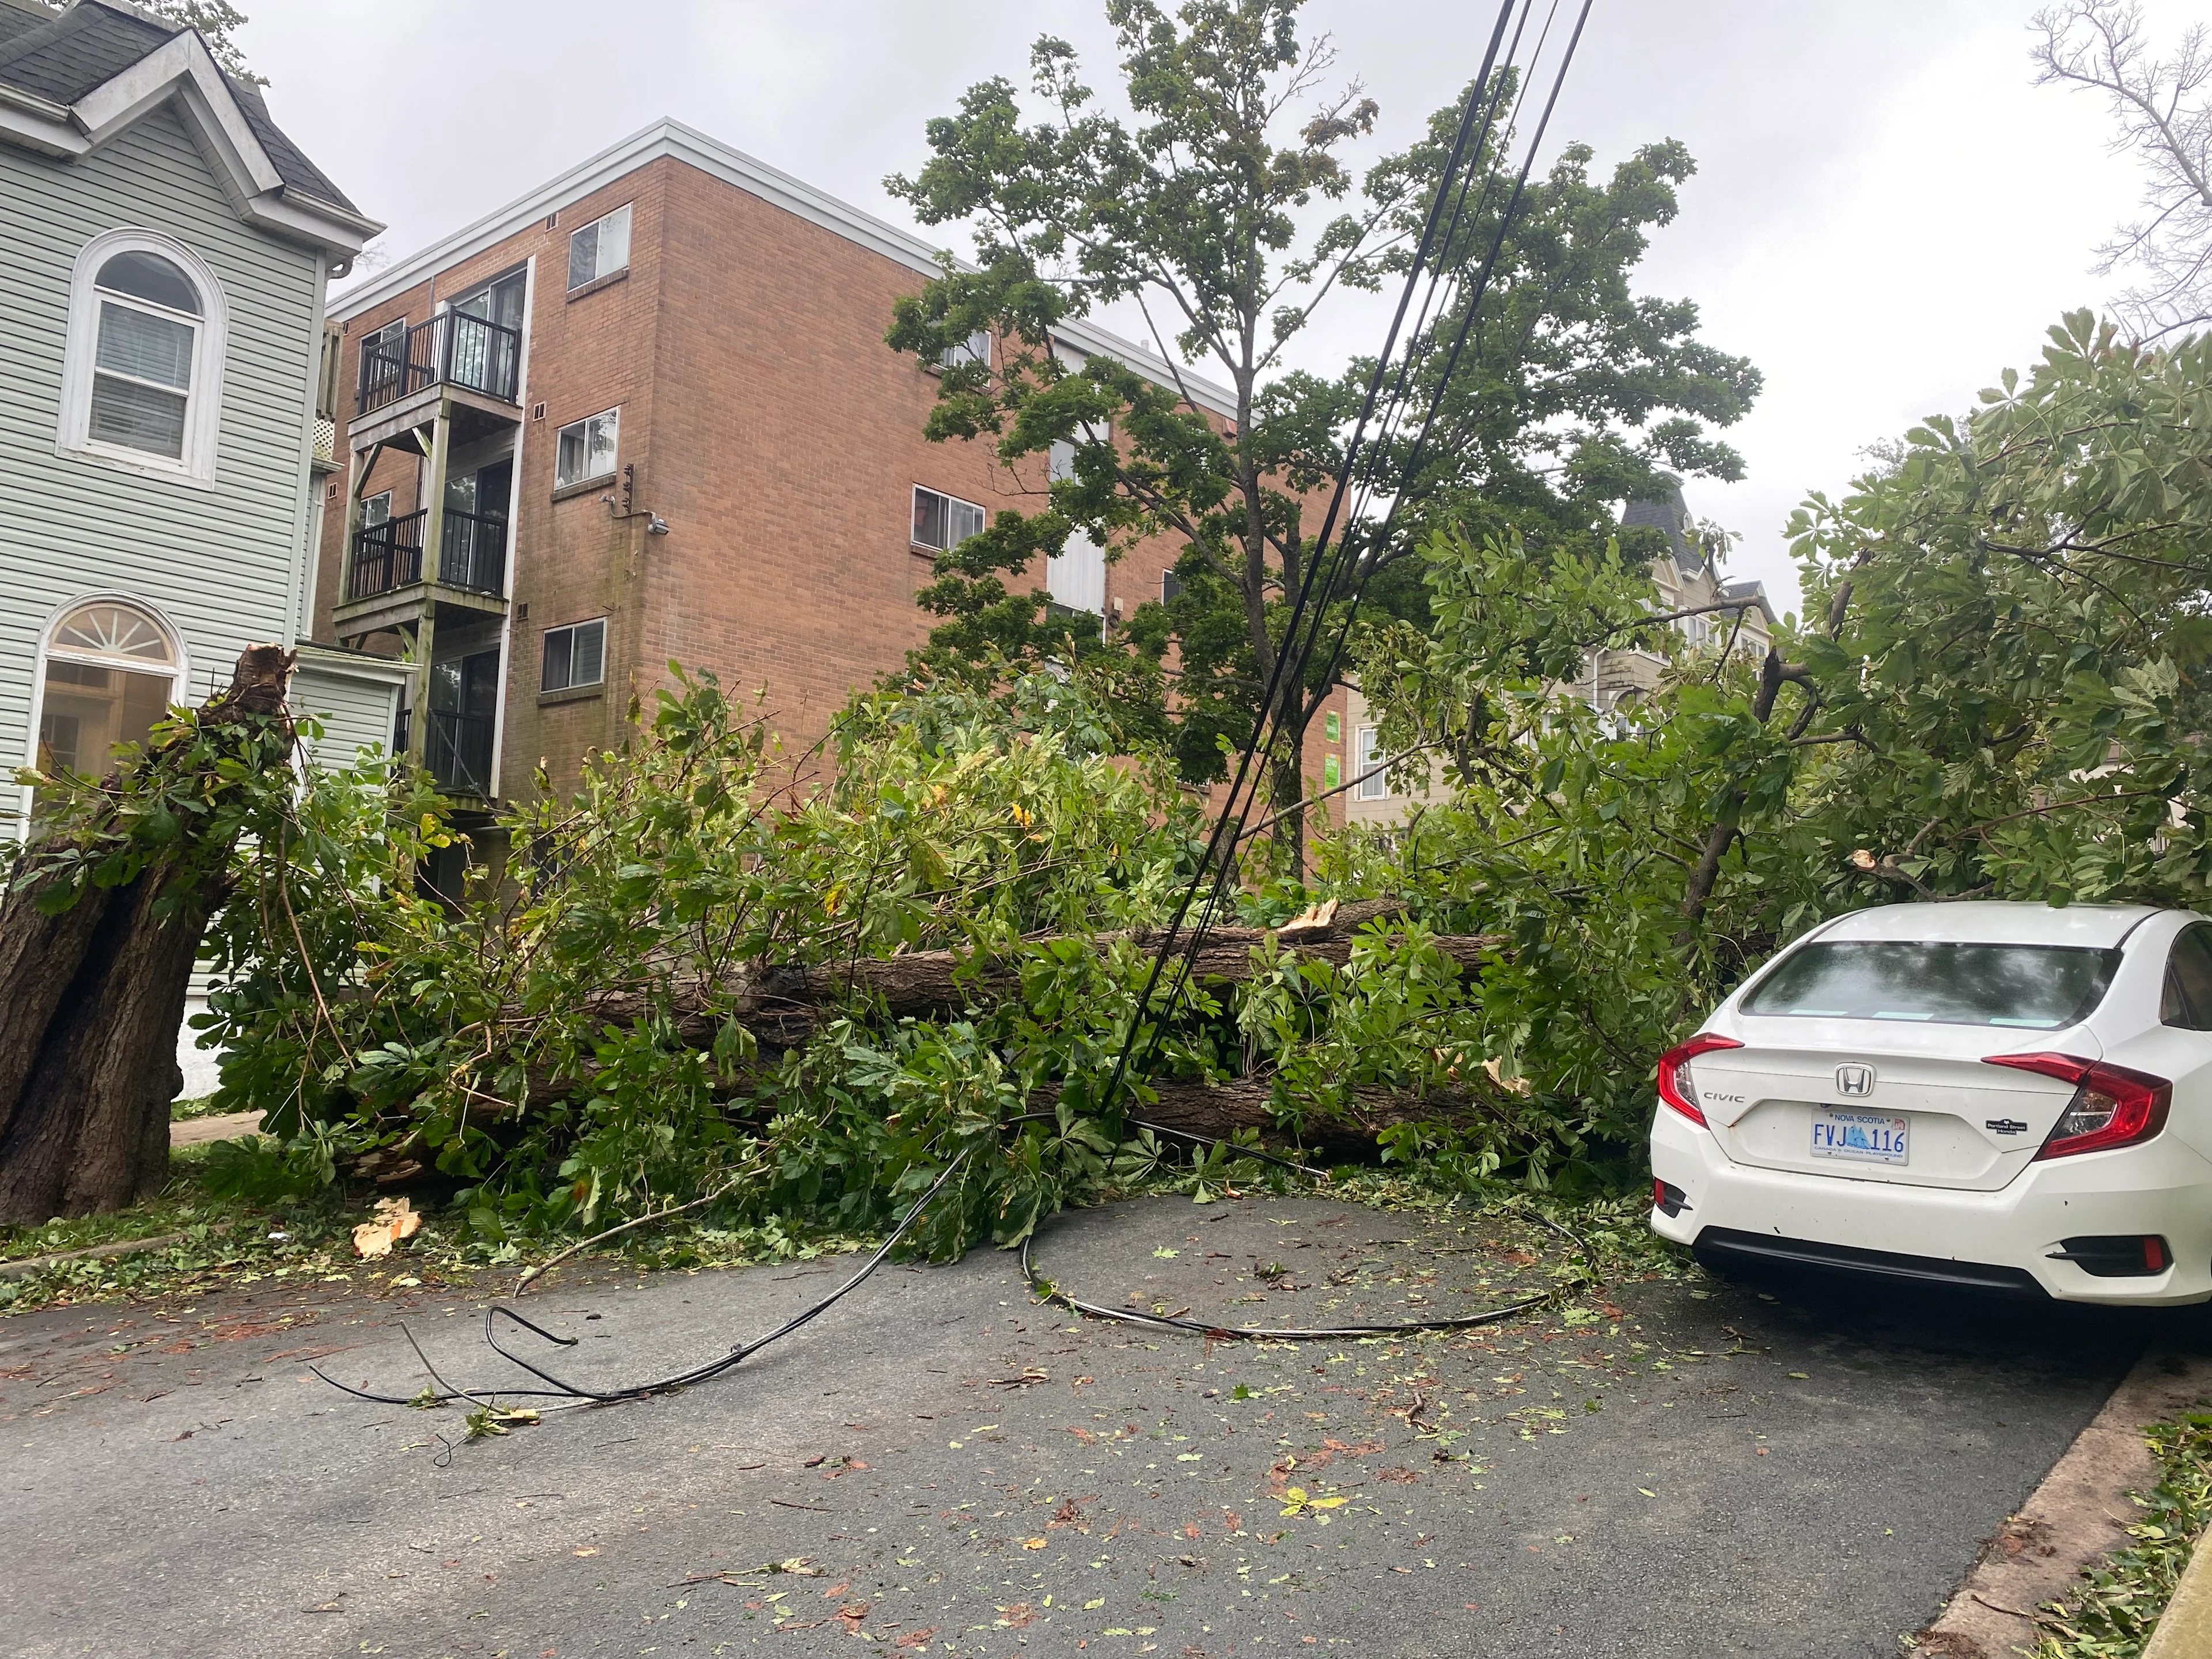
[1343,310,2212,1165]
[883,0,1756,862]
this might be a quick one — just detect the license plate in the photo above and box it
[1810,1108,1909,1165]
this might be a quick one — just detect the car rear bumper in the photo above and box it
[1650,1104,2212,1305]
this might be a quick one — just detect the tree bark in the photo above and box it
[512,901,1506,1114]
[1680,647,1802,926]
[555,901,1503,1052]
[0,645,293,1225]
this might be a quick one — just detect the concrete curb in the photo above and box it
[0,1231,191,1281]
[2144,1520,2212,1659]
[168,1110,262,1148]
[1920,1353,2212,1657]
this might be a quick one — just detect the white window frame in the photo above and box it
[938,328,990,372]
[540,617,608,692]
[567,203,632,291]
[554,408,620,489]
[56,229,228,487]
[1355,726,1389,801]
[19,593,190,823]
[911,484,985,553]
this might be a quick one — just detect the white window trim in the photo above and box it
[1355,726,1389,801]
[554,407,620,490]
[911,484,986,553]
[55,228,228,487]
[932,328,990,373]
[541,616,608,692]
[567,203,633,292]
[17,592,192,829]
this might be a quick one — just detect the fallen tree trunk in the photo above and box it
[557,903,1506,1050]
[0,646,294,1225]
[495,905,1502,1115]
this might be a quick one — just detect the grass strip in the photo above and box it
[2031,1412,2212,1659]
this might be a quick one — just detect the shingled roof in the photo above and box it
[1622,484,1703,576]
[0,0,362,217]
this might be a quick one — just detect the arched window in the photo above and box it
[35,600,185,779]
[57,231,227,484]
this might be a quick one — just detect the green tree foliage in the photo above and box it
[882,0,1755,865]
[1338,312,2212,1171]
[195,666,1254,1251]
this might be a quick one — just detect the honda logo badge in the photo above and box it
[1835,1063,1875,1097]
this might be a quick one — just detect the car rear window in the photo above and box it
[1741,941,2124,1029]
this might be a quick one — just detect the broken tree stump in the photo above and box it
[0,645,294,1225]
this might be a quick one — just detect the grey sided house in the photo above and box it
[0,0,403,851]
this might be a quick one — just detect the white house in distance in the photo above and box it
[0,0,404,1085]
[1342,484,1778,829]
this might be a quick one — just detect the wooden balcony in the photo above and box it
[332,506,509,637]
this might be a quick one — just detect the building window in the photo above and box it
[35,600,184,781]
[1161,570,1182,604]
[555,408,619,488]
[541,618,607,692]
[912,485,984,553]
[567,204,632,291]
[358,316,406,405]
[1356,726,1389,800]
[940,328,990,370]
[58,232,227,484]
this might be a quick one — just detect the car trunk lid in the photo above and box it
[1688,1019,2092,1192]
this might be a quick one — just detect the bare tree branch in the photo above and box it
[2033,0,2212,340]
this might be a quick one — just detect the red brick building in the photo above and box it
[313,118,1246,806]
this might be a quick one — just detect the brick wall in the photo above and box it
[318,150,1285,804]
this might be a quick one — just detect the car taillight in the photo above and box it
[1656,1033,1743,1127]
[1982,1053,2172,1158]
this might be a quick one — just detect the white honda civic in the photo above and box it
[1649,900,2212,1304]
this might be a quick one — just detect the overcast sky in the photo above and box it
[244,0,2207,618]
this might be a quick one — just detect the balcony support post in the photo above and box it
[338,442,370,631]
[421,399,453,590]
[404,609,435,769]
[400,399,455,773]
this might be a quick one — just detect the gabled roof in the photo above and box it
[1718,576,1778,628]
[331,116,1239,422]
[0,0,378,258]
[1623,479,1777,625]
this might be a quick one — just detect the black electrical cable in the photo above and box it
[310,13,1602,1422]
[1017,1229,1555,1344]
[1280,0,1598,738]
[1092,0,1529,1134]
[310,1145,978,1409]
[1101,2,1584,1109]
[1244,0,1590,825]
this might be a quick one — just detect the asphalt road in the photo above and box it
[6,1192,2208,1659]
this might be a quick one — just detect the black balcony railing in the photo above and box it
[347,509,426,599]
[347,507,507,600]
[440,508,507,596]
[425,710,495,795]
[357,310,523,415]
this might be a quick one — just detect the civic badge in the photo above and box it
[1835,1063,1876,1097]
